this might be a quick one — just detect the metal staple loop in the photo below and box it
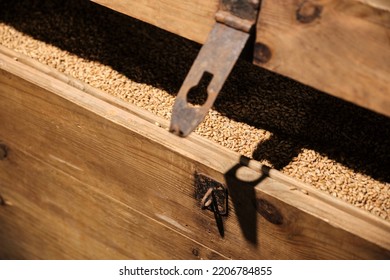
[200,187,226,237]
[200,188,214,209]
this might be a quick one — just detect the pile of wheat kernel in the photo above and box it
[0,0,389,221]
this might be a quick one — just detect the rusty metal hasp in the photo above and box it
[169,0,260,137]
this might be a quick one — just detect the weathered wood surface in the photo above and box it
[254,0,390,117]
[0,46,389,259]
[91,0,218,44]
[91,0,390,118]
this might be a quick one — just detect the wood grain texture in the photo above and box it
[91,0,218,44]
[0,46,389,259]
[254,0,390,117]
[91,0,390,117]
[0,146,225,259]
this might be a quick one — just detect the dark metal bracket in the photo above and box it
[195,173,228,237]
[195,173,228,215]
[169,0,260,137]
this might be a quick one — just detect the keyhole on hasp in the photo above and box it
[187,71,214,106]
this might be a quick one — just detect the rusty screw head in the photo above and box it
[296,1,323,24]
[192,248,199,257]
[254,42,272,64]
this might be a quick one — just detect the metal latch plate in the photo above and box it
[170,0,260,137]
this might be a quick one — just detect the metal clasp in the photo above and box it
[195,173,228,237]
[169,0,260,137]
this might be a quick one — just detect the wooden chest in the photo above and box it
[0,0,389,259]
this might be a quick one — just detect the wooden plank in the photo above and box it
[91,0,390,118]
[254,0,390,117]
[0,146,224,259]
[0,46,389,259]
[91,0,218,44]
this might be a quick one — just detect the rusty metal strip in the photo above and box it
[169,0,260,137]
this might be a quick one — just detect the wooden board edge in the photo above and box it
[90,0,217,44]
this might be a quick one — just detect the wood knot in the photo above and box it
[255,199,283,225]
[296,1,323,24]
